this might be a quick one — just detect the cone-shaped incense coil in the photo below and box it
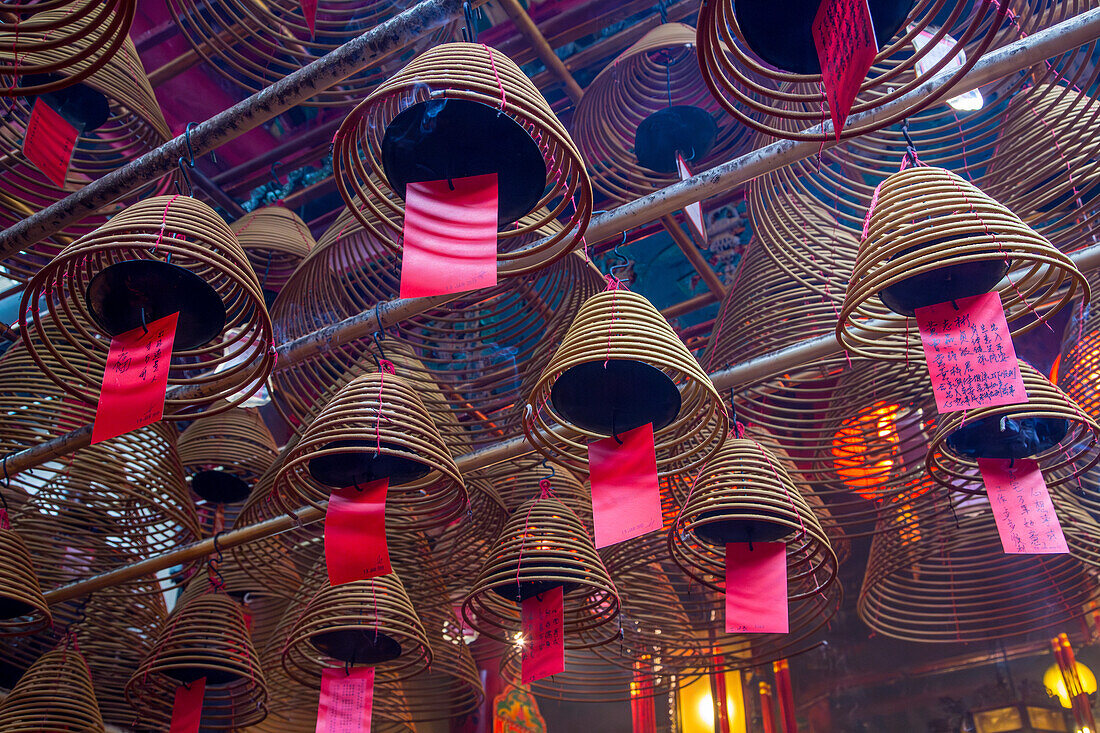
[231,205,316,299]
[926,361,1100,493]
[179,406,279,504]
[668,436,838,595]
[838,166,1088,361]
[281,563,432,688]
[0,645,105,732]
[127,582,267,730]
[20,195,276,417]
[462,493,620,647]
[274,370,467,528]
[0,523,52,638]
[0,0,135,96]
[859,490,1100,642]
[524,287,727,475]
[572,22,754,203]
[333,42,592,276]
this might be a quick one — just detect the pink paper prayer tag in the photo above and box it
[812,0,879,140]
[676,154,707,245]
[587,423,663,549]
[521,585,564,684]
[168,678,204,733]
[23,98,79,188]
[915,292,1027,413]
[325,478,391,586]
[301,0,317,35]
[725,542,789,634]
[400,173,498,298]
[317,667,374,732]
[979,458,1068,555]
[91,312,178,444]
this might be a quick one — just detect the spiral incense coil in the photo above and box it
[231,206,316,302]
[983,83,1100,254]
[127,581,268,730]
[0,644,105,732]
[695,0,1005,142]
[281,564,432,688]
[271,209,602,447]
[274,371,468,529]
[524,288,727,476]
[926,361,1100,493]
[167,0,454,107]
[668,437,838,595]
[572,22,756,203]
[20,195,277,418]
[0,29,171,279]
[333,43,592,277]
[859,490,1100,642]
[837,166,1088,361]
[462,494,620,648]
[179,406,279,505]
[0,524,51,638]
[0,1,135,96]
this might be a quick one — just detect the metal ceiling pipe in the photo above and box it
[0,0,467,260]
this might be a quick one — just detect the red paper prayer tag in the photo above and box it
[317,667,375,733]
[91,312,178,445]
[400,173,498,299]
[301,0,317,35]
[325,478,391,586]
[812,0,879,140]
[168,678,204,733]
[23,98,79,188]
[521,585,564,684]
[587,423,663,549]
[676,154,707,245]
[979,458,1068,555]
[915,292,1027,413]
[725,542,789,634]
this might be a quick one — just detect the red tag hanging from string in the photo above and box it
[587,423,663,549]
[979,458,1068,555]
[91,312,178,445]
[676,154,707,245]
[23,98,80,188]
[316,667,375,732]
[325,478,391,586]
[301,0,317,36]
[725,542,788,634]
[168,678,204,733]
[521,585,564,684]
[400,173,498,298]
[812,0,879,140]
[915,292,1027,413]
[630,663,658,733]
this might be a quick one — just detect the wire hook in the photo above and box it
[174,156,193,196]
[183,122,197,168]
[462,1,478,43]
[900,119,920,167]
[608,232,631,284]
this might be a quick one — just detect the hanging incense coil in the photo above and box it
[695,0,1005,142]
[166,0,454,107]
[333,42,592,277]
[572,22,755,203]
[0,28,171,279]
[0,522,51,638]
[926,361,1100,493]
[274,370,467,528]
[668,436,838,594]
[20,195,276,418]
[281,562,432,688]
[127,579,268,730]
[0,1,135,95]
[462,493,620,648]
[524,287,727,476]
[859,490,1100,642]
[983,83,1100,254]
[1059,270,1100,422]
[231,206,316,305]
[270,207,602,447]
[179,406,279,505]
[837,166,1088,361]
[0,644,105,732]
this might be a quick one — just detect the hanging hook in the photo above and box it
[183,122,197,168]
[900,119,920,168]
[174,156,194,196]
[462,1,478,43]
[609,231,632,285]
[540,459,556,481]
[656,0,669,24]
[208,531,228,591]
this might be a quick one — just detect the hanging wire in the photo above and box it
[608,231,632,284]
[462,1,478,43]
[208,531,228,591]
[900,118,921,168]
